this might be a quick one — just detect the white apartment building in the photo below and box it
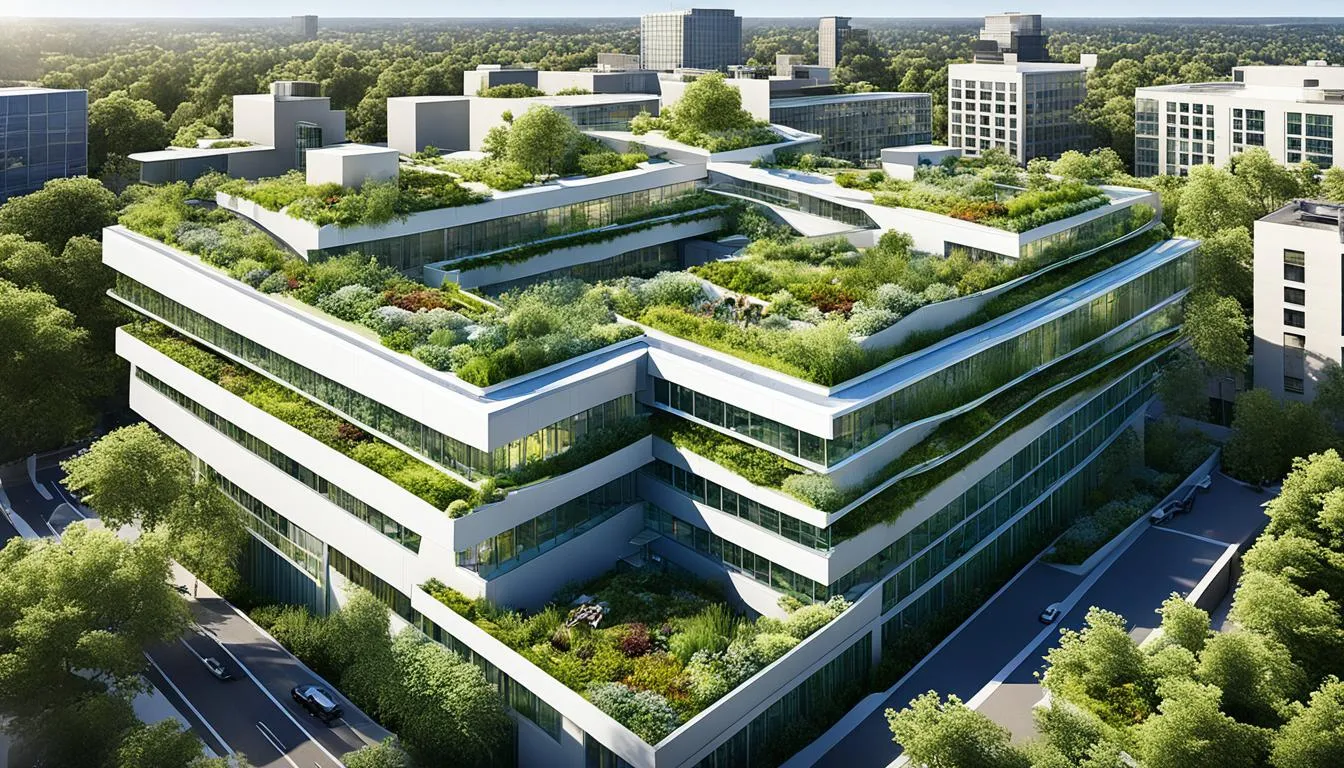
[948,61,1089,164]
[1135,62,1344,177]
[1253,200,1344,400]
[108,93,1193,767]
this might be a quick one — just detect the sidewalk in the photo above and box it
[171,562,393,751]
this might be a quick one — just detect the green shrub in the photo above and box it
[781,473,844,511]
[587,683,680,743]
[477,83,546,98]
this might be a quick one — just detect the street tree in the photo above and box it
[1184,293,1247,373]
[1319,166,1344,203]
[1154,351,1208,421]
[1222,389,1288,485]
[1228,148,1309,219]
[63,423,193,531]
[0,234,122,346]
[1313,361,1344,424]
[327,588,399,722]
[1138,679,1272,768]
[0,525,188,762]
[1229,569,1344,683]
[885,691,1030,768]
[170,479,248,598]
[1174,165,1255,239]
[0,177,119,252]
[1191,227,1253,310]
[1039,608,1154,726]
[1269,677,1344,768]
[113,720,210,768]
[1196,630,1304,728]
[0,279,98,461]
[1156,593,1210,656]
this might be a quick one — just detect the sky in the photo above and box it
[2,1,1336,18]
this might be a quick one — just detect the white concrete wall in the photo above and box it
[1252,215,1341,400]
[387,96,471,154]
[305,146,399,188]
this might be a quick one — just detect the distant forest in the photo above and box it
[3,16,1344,169]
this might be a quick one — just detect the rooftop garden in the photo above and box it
[655,329,1176,530]
[219,166,486,228]
[124,319,478,509]
[421,569,850,744]
[834,163,1109,233]
[617,217,1160,387]
[120,180,642,387]
[629,73,781,153]
[412,104,649,192]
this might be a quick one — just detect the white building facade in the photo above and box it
[948,62,1089,164]
[1253,200,1344,401]
[1135,63,1344,177]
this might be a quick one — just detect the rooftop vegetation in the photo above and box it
[629,73,781,153]
[421,569,850,744]
[835,163,1109,232]
[124,320,478,509]
[617,215,1157,387]
[476,83,546,98]
[120,181,642,388]
[829,333,1175,539]
[220,167,485,228]
[414,106,648,191]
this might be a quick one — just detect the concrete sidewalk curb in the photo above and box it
[0,486,42,540]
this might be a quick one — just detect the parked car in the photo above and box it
[291,684,342,723]
[202,656,231,681]
[1039,603,1062,624]
[1150,504,1174,524]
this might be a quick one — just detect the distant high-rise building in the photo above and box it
[292,15,318,40]
[948,61,1089,164]
[0,87,87,202]
[818,16,853,68]
[973,12,1048,64]
[640,9,741,72]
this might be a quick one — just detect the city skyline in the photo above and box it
[3,2,1340,18]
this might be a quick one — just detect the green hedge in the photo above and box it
[651,413,805,488]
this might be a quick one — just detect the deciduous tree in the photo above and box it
[0,177,119,251]
[63,423,193,531]
[885,691,1030,768]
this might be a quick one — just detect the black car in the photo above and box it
[291,684,342,723]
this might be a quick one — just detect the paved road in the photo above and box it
[146,626,342,768]
[6,462,389,766]
[809,472,1269,767]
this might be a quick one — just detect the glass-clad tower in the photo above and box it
[0,87,88,202]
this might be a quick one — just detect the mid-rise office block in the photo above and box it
[818,16,855,69]
[1253,200,1344,400]
[0,87,87,202]
[109,86,1192,766]
[974,12,1048,63]
[948,62,1089,164]
[1135,62,1344,177]
[464,64,660,96]
[131,81,345,183]
[640,9,742,72]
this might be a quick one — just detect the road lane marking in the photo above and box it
[197,625,345,767]
[144,651,234,756]
[256,722,300,768]
[1152,525,1231,547]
